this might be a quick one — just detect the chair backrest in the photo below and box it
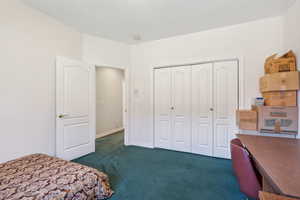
[231,138,243,147]
[230,138,261,200]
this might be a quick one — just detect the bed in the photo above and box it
[0,154,113,200]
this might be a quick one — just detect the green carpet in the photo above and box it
[73,131,247,200]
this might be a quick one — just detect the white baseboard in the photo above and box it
[129,142,154,149]
[96,127,124,138]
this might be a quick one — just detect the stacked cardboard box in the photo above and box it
[263,91,297,107]
[260,71,299,106]
[264,51,296,74]
[257,106,298,134]
[259,51,299,134]
[236,109,258,131]
[237,50,299,135]
[261,51,298,107]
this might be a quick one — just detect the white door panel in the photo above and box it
[154,68,172,149]
[63,122,90,149]
[56,57,95,160]
[63,67,90,117]
[171,66,191,152]
[213,61,238,159]
[191,63,213,156]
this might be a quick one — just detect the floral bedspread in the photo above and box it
[0,154,113,200]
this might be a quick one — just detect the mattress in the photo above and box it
[0,154,113,200]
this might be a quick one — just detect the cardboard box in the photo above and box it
[251,105,259,111]
[265,50,297,74]
[263,91,297,106]
[259,71,300,92]
[257,106,298,134]
[236,110,258,130]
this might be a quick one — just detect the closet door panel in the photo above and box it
[154,68,172,149]
[171,66,191,152]
[191,64,213,156]
[213,61,238,159]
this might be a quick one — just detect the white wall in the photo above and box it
[0,0,82,163]
[82,34,130,69]
[283,0,300,60]
[96,67,124,137]
[129,17,283,147]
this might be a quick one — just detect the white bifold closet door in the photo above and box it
[154,66,191,153]
[171,66,191,152]
[191,63,213,156]
[154,61,238,159]
[213,61,238,158]
[154,68,172,150]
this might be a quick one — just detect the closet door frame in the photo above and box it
[152,57,245,157]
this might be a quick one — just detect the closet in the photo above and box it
[154,61,239,159]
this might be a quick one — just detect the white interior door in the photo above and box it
[56,57,95,160]
[191,63,213,156]
[154,68,172,149]
[171,66,191,152]
[213,61,238,159]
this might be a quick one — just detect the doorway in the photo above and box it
[95,66,125,139]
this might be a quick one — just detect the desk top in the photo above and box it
[259,191,299,200]
[237,134,300,198]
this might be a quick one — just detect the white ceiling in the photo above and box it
[22,0,295,44]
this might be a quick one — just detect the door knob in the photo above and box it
[58,114,68,119]
[171,107,174,110]
[210,108,214,111]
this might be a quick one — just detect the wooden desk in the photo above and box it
[237,134,300,199]
[259,191,299,200]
